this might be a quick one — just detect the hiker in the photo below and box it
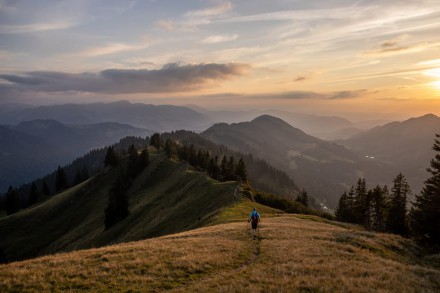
[248,207,260,239]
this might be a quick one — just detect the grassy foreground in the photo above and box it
[1,212,439,292]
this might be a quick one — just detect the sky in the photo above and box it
[0,0,440,121]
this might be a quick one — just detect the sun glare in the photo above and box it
[424,68,440,91]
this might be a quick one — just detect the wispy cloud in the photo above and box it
[154,19,175,31]
[185,2,232,18]
[0,63,250,94]
[362,35,437,56]
[77,42,151,57]
[417,59,440,66]
[294,76,307,82]
[202,34,238,44]
[329,90,367,100]
[0,21,77,34]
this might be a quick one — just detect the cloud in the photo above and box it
[0,63,250,94]
[294,76,307,82]
[417,58,440,66]
[185,2,232,18]
[362,35,438,56]
[202,34,238,44]
[0,21,77,34]
[154,19,175,31]
[77,42,151,57]
[329,90,367,100]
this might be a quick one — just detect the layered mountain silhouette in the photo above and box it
[0,100,211,132]
[202,115,390,207]
[0,120,152,192]
[0,125,67,192]
[340,114,440,193]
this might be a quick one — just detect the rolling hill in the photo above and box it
[0,152,258,262]
[1,213,438,292]
[202,115,391,208]
[341,114,440,194]
[0,120,152,193]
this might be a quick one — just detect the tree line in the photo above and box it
[103,133,250,229]
[335,134,440,245]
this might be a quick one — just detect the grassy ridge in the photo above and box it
[1,213,438,292]
[0,154,241,262]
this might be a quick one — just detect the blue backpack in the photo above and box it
[251,212,259,224]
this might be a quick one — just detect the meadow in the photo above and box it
[1,209,438,292]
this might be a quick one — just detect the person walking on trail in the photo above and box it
[248,208,260,239]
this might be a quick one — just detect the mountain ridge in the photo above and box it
[202,114,390,207]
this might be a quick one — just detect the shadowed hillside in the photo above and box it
[341,114,440,194]
[202,115,390,208]
[1,213,438,292]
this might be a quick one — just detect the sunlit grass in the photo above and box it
[1,215,439,292]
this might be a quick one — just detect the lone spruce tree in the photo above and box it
[335,191,350,222]
[104,146,118,167]
[387,173,410,236]
[55,166,68,192]
[409,134,440,244]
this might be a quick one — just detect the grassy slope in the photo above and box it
[1,209,439,292]
[0,154,241,262]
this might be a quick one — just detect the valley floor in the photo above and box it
[1,215,439,292]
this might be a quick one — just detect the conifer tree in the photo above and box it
[387,173,410,236]
[28,182,39,206]
[105,173,129,229]
[335,191,349,221]
[150,133,162,149]
[164,139,176,158]
[188,144,197,166]
[73,169,83,186]
[208,156,220,180]
[370,185,388,231]
[5,186,20,215]
[296,190,309,207]
[409,134,440,244]
[127,144,140,179]
[353,178,370,226]
[226,156,236,181]
[139,148,150,169]
[55,166,68,192]
[42,181,51,197]
[235,158,248,183]
[81,165,89,181]
[104,146,118,167]
[220,155,228,180]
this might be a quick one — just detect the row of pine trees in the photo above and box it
[335,134,440,245]
[103,133,249,229]
[335,175,409,235]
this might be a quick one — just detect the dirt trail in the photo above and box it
[236,234,261,271]
[171,224,262,292]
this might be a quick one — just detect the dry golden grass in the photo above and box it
[1,215,439,292]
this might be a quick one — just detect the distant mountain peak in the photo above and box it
[251,114,290,125]
[16,119,66,128]
[416,113,439,120]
